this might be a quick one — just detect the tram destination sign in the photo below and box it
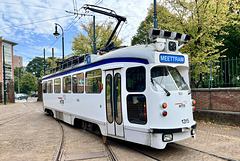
[160,54,185,64]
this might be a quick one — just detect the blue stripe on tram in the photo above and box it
[42,57,149,80]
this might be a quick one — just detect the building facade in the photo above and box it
[13,55,23,69]
[0,37,18,103]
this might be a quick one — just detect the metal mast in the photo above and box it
[153,0,157,28]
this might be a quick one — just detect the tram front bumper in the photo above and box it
[150,124,197,148]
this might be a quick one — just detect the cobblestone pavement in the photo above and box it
[0,101,59,161]
[0,100,239,161]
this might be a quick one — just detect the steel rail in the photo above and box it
[174,143,238,161]
[105,139,160,161]
[54,121,64,161]
[104,142,118,161]
[0,103,34,126]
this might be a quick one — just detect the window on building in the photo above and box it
[42,81,47,93]
[127,94,147,125]
[3,42,13,81]
[72,73,84,93]
[85,69,102,93]
[63,76,71,93]
[126,66,145,92]
[47,80,53,93]
[54,78,61,93]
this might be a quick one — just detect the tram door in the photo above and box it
[105,69,124,137]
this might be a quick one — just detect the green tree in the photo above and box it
[20,72,38,94]
[164,0,239,63]
[14,67,24,93]
[71,20,123,56]
[132,0,239,63]
[217,18,240,58]
[26,57,51,78]
[131,4,183,45]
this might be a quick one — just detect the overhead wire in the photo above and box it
[94,0,103,6]
[0,1,67,11]
[41,1,84,57]
[0,15,74,30]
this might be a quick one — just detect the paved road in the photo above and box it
[0,101,239,161]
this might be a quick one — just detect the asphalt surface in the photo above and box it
[0,99,239,161]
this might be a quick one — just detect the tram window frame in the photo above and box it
[127,94,147,125]
[126,66,146,92]
[42,81,47,93]
[47,80,53,93]
[85,69,102,93]
[63,75,72,93]
[114,73,122,125]
[106,74,113,123]
[72,73,84,93]
[54,78,61,93]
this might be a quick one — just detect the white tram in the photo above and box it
[42,28,196,149]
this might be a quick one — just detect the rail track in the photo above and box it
[53,120,118,161]
[52,122,238,161]
[54,121,64,161]
[0,103,34,126]
[104,141,118,161]
[174,143,239,161]
[106,138,239,161]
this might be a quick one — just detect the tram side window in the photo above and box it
[127,94,147,125]
[42,81,47,93]
[72,73,84,93]
[63,76,71,93]
[126,66,145,92]
[47,80,53,93]
[85,69,102,93]
[54,78,61,93]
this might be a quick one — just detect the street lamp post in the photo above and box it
[3,45,6,105]
[53,23,64,62]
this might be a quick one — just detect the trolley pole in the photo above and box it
[3,45,7,105]
[153,0,157,28]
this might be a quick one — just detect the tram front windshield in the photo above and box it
[151,66,189,92]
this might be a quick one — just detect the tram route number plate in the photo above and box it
[181,119,189,124]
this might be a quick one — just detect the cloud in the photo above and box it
[0,0,153,65]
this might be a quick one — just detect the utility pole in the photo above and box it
[52,48,54,68]
[3,45,6,105]
[18,57,20,93]
[93,15,96,54]
[153,0,157,28]
[43,48,46,75]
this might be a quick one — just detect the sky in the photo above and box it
[0,0,155,66]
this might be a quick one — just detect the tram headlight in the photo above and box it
[191,128,196,135]
[162,134,173,142]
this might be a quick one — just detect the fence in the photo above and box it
[190,57,240,88]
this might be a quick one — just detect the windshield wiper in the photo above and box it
[151,78,171,96]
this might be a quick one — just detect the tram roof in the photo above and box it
[42,44,187,80]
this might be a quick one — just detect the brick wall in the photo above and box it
[192,88,240,112]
